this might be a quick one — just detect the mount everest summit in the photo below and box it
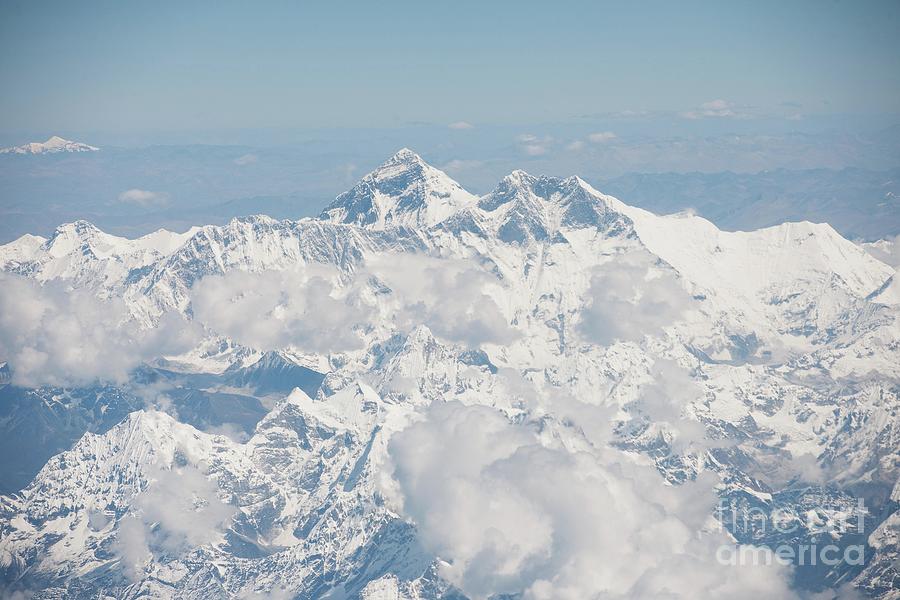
[0,149,899,599]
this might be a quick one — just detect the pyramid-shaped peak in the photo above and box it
[497,169,535,187]
[481,170,570,211]
[490,170,593,200]
[53,219,102,237]
[319,149,476,230]
[388,147,422,162]
[473,168,634,238]
[366,148,432,181]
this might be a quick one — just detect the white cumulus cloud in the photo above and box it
[516,134,553,156]
[190,266,373,354]
[0,273,199,387]
[388,400,796,599]
[578,253,693,345]
[115,463,236,582]
[588,131,617,143]
[363,253,518,348]
[117,188,170,207]
[681,99,744,120]
[440,159,484,172]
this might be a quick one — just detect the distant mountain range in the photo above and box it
[0,149,899,599]
[0,135,99,155]
[598,167,900,241]
[1,138,898,244]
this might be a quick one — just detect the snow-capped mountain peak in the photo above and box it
[455,169,634,243]
[2,149,900,598]
[386,146,421,163]
[0,220,201,288]
[319,148,477,230]
[0,135,99,155]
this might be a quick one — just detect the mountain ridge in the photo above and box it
[1,148,899,599]
[0,136,99,155]
[319,148,478,230]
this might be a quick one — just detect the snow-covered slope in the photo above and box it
[0,136,99,155]
[1,149,898,599]
[0,389,439,598]
[0,221,200,289]
[616,201,894,310]
[319,148,477,230]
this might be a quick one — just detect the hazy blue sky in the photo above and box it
[2,0,899,138]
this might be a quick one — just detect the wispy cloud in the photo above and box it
[566,131,616,151]
[362,254,517,347]
[680,99,743,119]
[0,273,199,387]
[615,109,651,118]
[440,159,483,172]
[448,121,474,130]
[517,133,552,156]
[588,131,617,143]
[340,162,357,186]
[578,252,692,345]
[115,463,236,582]
[585,102,801,122]
[117,188,170,207]
[388,397,794,599]
[191,266,372,354]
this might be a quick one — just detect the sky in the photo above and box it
[2,0,900,244]
[1,0,899,140]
